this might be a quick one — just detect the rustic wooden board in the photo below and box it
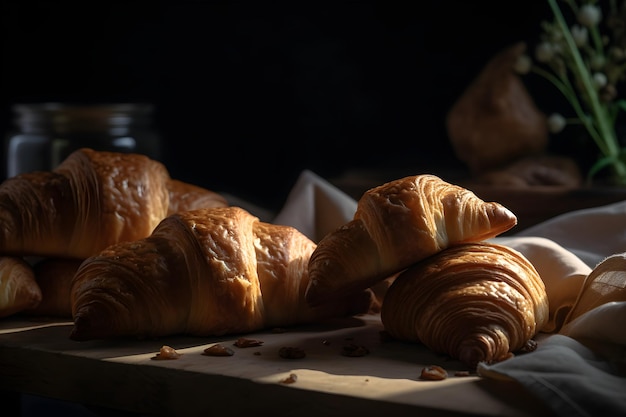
[0,314,555,416]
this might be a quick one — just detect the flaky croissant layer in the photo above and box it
[381,242,548,368]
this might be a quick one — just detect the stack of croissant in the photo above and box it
[306,174,549,368]
[0,147,228,318]
[0,151,551,369]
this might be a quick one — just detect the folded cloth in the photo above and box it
[560,301,626,357]
[560,252,626,326]
[477,331,626,417]
[273,169,357,242]
[514,199,626,268]
[477,283,626,417]
[486,212,626,417]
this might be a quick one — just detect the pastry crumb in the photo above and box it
[233,337,264,348]
[420,365,447,380]
[152,345,182,360]
[202,344,234,357]
[280,373,298,384]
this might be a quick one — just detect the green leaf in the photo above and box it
[588,157,613,181]
[587,148,626,183]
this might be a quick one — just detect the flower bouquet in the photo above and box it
[515,0,626,185]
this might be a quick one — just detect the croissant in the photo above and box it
[70,206,374,341]
[380,242,549,368]
[305,174,517,306]
[0,256,42,318]
[0,148,227,260]
[166,178,228,216]
[22,258,83,317]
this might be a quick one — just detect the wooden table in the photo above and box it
[0,314,556,417]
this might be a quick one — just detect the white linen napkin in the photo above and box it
[270,170,626,417]
[513,199,626,268]
[272,169,357,242]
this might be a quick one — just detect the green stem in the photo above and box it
[531,65,609,155]
[547,0,626,183]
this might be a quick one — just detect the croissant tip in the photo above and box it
[487,203,518,236]
[502,206,517,222]
[70,312,109,341]
[69,316,88,341]
[69,328,86,341]
[459,345,487,369]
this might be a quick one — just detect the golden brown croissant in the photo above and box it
[0,256,42,318]
[166,178,228,215]
[22,258,83,317]
[381,242,549,368]
[305,174,518,306]
[0,148,227,260]
[70,206,373,341]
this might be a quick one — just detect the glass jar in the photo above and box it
[4,102,162,179]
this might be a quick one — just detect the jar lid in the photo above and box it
[12,102,155,133]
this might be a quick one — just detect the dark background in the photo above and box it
[1,0,552,211]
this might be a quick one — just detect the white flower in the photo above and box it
[513,54,532,74]
[522,0,626,184]
[547,113,567,133]
[570,24,588,47]
[535,42,556,63]
[592,72,608,89]
[577,4,602,27]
